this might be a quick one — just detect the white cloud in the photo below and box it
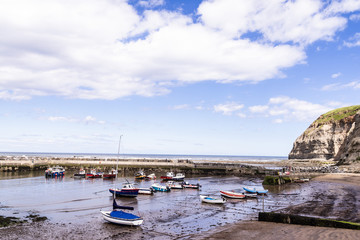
[249,105,269,113]
[48,115,105,124]
[138,0,165,8]
[172,104,189,110]
[249,96,332,122]
[322,81,360,91]
[0,0,359,100]
[214,102,244,116]
[350,14,360,21]
[344,32,360,47]
[331,72,341,78]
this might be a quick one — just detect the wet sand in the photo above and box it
[197,173,360,240]
[1,172,359,239]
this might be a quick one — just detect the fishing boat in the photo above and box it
[100,199,143,226]
[243,187,268,195]
[220,190,246,199]
[73,168,86,178]
[138,188,154,195]
[45,166,65,177]
[183,182,201,189]
[145,173,156,180]
[86,169,103,178]
[166,181,183,189]
[135,170,146,180]
[160,172,174,180]
[172,173,185,181]
[103,169,117,179]
[200,195,226,204]
[151,183,170,192]
[109,181,139,197]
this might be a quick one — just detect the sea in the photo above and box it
[0,152,287,163]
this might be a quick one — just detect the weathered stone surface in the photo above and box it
[289,106,360,165]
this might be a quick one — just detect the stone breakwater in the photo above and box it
[0,155,280,176]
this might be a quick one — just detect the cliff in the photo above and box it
[288,105,360,165]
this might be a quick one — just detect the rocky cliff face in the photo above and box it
[289,106,360,165]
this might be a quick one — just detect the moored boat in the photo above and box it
[145,173,156,180]
[100,199,143,226]
[151,183,170,192]
[103,169,117,179]
[86,169,103,178]
[200,195,226,204]
[243,187,268,195]
[220,190,246,199]
[160,172,174,180]
[166,181,183,189]
[183,182,201,189]
[109,181,139,197]
[73,168,86,178]
[172,173,185,181]
[135,170,146,180]
[45,166,65,177]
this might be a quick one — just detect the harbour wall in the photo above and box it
[0,156,280,176]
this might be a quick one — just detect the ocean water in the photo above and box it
[0,152,287,163]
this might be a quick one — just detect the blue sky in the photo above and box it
[1,0,360,156]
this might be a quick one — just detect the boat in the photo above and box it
[200,195,226,204]
[183,182,201,189]
[145,173,156,180]
[151,183,170,192]
[166,181,183,189]
[45,166,65,177]
[73,168,86,178]
[220,190,246,199]
[172,173,185,181]
[244,193,258,198]
[109,181,139,197]
[86,169,103,178]
[100,199,143,226]
[135,170,146,180]
[160,172,174,180]
[103,169,117,179]
[138,188,154,195]
[243,187,268,195]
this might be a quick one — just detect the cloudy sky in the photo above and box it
[1,0,360,156]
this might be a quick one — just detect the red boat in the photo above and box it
[103,169,117,179]
[220,190,246,199]
[86,169,103,178]
[160,172,174,180]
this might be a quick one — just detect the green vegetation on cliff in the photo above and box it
[315,105,360,125]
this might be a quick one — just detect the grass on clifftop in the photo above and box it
[315,105,360,125]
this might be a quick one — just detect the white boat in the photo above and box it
[220,190,246,199]
[200,195,226,204]
[100,199,143,226]
[166,181,183,189]
[138,188,154,195]
[160,172,174,180]
[145,173,156,180]
[172,173,185,181]
[244,193,258,198]
[151,183,170,192]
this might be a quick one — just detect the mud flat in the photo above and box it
[196,173,360,240]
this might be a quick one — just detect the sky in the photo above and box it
[1,0,360,156]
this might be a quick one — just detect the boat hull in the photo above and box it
[200,195,226,204]
[109,188,139,197]
[100,211,143,226]
[220,190,245,199]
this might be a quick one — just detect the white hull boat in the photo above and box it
[220,190,246,199]
[100,210,143,226]
[200,195,226,204]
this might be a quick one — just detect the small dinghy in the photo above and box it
[100,199,143,226]
[243,187,268,195]
[166,181,183,189]
[220,190,246,199]
[200,195,226,204]
[183,182,201,189]
[145,173,156,180]
[244,193,258,198]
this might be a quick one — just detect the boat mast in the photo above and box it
[116,135,123,178]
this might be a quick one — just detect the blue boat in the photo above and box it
[151,183,170,192]
[243,187,268,195]
[109,181,139,197]
[45,166,65,177]
[100,199,143,226]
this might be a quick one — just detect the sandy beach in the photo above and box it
[0,172,359,239]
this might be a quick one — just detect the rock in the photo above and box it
[289,105,360,165]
